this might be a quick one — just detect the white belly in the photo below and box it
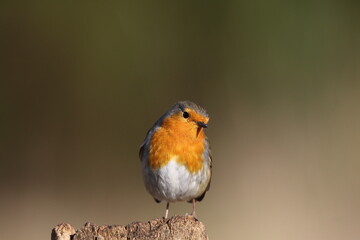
[142,157,210,202]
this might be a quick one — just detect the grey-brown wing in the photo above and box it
[139,127,154,161]
[194,139,212,202]
[139,125,158,161]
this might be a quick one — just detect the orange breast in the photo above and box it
[148,116,206,173]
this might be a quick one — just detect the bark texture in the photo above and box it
[51,215,208,240]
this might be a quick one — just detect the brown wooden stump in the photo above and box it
[51,215,209,240]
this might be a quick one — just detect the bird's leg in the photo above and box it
[191,199,196,217]
[165,202,170,218]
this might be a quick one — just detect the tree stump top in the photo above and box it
[51,215,209,240]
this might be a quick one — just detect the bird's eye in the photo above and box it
[183,111,190,118]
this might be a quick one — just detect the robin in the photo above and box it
[139,100,212,218]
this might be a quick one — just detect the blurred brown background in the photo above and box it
[1,1,360,239]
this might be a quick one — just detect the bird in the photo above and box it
[139,100,212,218]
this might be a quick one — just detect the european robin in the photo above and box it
[140,100,212,218]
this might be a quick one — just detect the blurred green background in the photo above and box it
[1,1,360,239]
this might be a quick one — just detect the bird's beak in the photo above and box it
[196,121,208,128]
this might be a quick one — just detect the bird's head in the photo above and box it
[160,101,209,137]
